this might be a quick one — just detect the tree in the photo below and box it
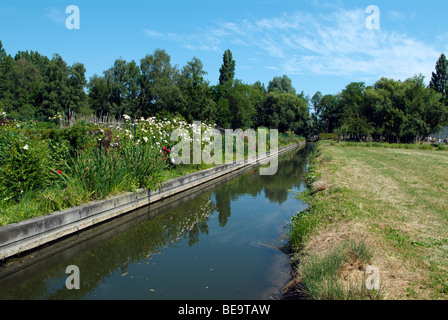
[139,49,182,118]
[177,57,214,122]
[0,41,14,101]
[267,75,296,94]
[368,77,407,142]
[339,111,373,142]
[6,57,42,120]
[218,49,235,86]
[317,94,341,133]
[362,86,389,140]
[311,91,322,115]
[339,82,365,114]
[261,92,310,134]
[226,80,257,129]
[67,62,90,115]
[40,54,71,119]
[429,53,448,100]
[252,81,267,128]
[406,75,448,139]
[88,59,142,118]
[105,58,141,117]
[88,74,113,116]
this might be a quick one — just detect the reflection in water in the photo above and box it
[0,144,313,300]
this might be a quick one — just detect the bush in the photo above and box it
[0,129,55,202]
[319,133,338,140]
[59,122,99,156]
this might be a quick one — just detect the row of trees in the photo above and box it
[0,42,312,135]
[1,39,447,141]
[311,54,448,142]
[88,49,312,134]
[0,42,90,120]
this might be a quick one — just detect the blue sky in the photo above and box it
[1,0,447,97]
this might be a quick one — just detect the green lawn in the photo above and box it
[286,140,448,300]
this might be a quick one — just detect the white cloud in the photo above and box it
[45,7,66,25]
[143,29,164,38]
[143,7,442,83]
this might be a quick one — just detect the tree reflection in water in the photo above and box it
[0,145,312,300]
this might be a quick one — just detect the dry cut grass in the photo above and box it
[286,141,448,300]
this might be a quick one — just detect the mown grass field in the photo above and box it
[285,140,448,300]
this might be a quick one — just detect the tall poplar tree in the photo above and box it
[429,53,448,100]
[218,49,235,86]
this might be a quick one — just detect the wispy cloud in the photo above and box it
[45,6,66,26]
[143,7,441,82]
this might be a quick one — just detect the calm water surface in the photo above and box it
[0,145,312,300]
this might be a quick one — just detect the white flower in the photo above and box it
[23,145,29,150]
[123,114,131,121]
[143,137,148,143]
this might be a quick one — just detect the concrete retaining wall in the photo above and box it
[0,143,304,260]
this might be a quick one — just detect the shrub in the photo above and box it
[319,133,338,140]
[0,129,55,202]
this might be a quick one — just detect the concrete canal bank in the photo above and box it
[0,142,304,260]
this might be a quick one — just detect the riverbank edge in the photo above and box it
[280,141,375,300]
[0,142,305,260]
[280,140,446,300]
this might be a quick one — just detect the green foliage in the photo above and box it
[0,48,89,121]
[385,227,410,248]
[0,128,54,202]
[67,144,166,199]
[288,208,320,250]
[267,75,296,94]
[319,133,338,140]
[298,240,380,300]
[1,43,316,135]
[338,141,441,150]
[219,49,236,86]
[260,91,311,134]
[59,122,98,155]
[314,72,448,143]
[178,57,215,122]
[304,164,321,189]
[429,53,448,99]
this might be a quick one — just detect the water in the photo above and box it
[0,145,312,300]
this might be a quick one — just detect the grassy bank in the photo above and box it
[284,140,448,300]
[0,117,303,226]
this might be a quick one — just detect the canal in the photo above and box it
[0,144,312,300]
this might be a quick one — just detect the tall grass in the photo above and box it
[288,207,320,250]
[67,144,167,199]
[298,240,381,300]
